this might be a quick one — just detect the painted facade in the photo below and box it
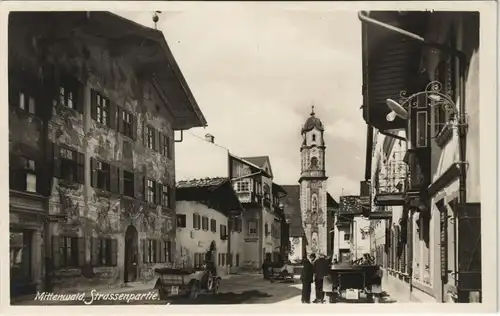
[360,11,481,303]
[299,108,328,256]
[9,12,206,296]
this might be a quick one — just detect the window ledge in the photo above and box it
[435,122,454,148]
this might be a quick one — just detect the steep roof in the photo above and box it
[176,177,228,189]
[281,185,305,237]
[241,156,273,178]
[176,177,243,213]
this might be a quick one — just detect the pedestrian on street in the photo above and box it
[300,253,315,303]
[312,253,329,303]
[262,257,270,280]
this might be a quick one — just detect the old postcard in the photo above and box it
[0,1,497,314]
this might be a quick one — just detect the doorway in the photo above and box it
[124,225,138,283]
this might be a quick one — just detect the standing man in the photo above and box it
[313,253,330,303]
[300,253,316,303]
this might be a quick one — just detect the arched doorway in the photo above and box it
[124,225,138,283]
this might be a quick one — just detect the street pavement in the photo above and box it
[12,274,401,305]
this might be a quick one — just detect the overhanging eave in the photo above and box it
[374,193,405,206]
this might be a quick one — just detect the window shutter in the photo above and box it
[142,123,147,147]
[170,184,175,209]
[131,115,137,140]
[91,238,99,266]
[109,102,116,130]
[142,239,149,263]
[75,83,84,114]
[159,241,165,263]
[90,158,98,188]
[156,183,162,206]
[407,215,413,275]
[52,236,61,269]
[110,239,118,266]
[118,168,124,195]
[53,144,61,178]
[154,129,160,152]
[90,89,97,120]
[168,136,173,159]
[134,168,145,200]
[155,239,161,263]
[76,152,85,184]
[110,165,119,193]
[157,133,163,155]
[78,237,86,267]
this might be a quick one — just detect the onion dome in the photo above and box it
[301,105,324,134]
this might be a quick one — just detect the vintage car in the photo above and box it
[154,266,221,300]
[269,262,294,280]
[322,256,383,303]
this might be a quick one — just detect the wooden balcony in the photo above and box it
[235,191,262,208]
[374,192,405,206]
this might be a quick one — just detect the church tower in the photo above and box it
[299,106,328,257]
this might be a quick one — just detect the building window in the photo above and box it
[160,134,170,157]
[232,217,242,233]
[146,126,155,150]
[93,160,110,191]
[60,236,78,268]
[58,86,74,109]
[18,92,36,114]
[163,240,172,263]
[264,223,269,236]
[220,225,227,239]
[235,180,250,192]
[147,179,157,204]
[147,240,155,263]
[193,213,201,230]
[344,233,350,241]
[210,219,217,232]
[123,170,134,197]
[122,111,133,138]
[98,238,112,266]
[312,134,316,142]
[235,253,240,267]
[310,157,318,169]
[9,156,37,193]
[59,147,84,183]
[96,93,110,126]
[176,214,186,228]
[202,216,209,231]
[248,220,257,235]
[161,184,170,208]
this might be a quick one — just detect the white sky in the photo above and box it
[117,4,366,201]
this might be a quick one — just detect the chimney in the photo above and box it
[205,133,215,143]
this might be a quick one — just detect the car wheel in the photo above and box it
[188,281,200,300]
[213,278,220,294]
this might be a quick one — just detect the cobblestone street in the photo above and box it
[13,273,403,305]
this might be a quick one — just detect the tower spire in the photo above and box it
[310,104,315,116]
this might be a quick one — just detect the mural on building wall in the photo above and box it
[303,180,326,255]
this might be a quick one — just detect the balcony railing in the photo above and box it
[374,155,407,206]
[235,191,261,206]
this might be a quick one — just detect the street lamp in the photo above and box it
[385,80,461,122]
